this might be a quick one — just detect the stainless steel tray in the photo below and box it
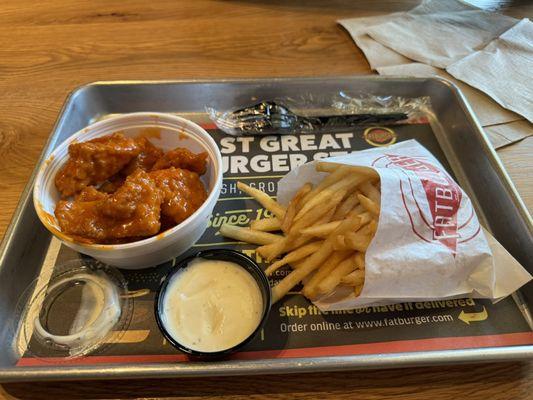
[0,77,531,382]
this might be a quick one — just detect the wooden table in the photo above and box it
[0,1,531,399]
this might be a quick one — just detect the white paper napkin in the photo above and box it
[338,13,412,70]
[364,0,517,68]
[377,63,522,127]
[484,120,533,149]
[447,18,533,123]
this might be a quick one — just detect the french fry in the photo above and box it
[357,193,380,217]
[257,238,287,261]
[263,211,329,261]
[273,200,338,262]
[269,259,305,274]
[332,193,360,221]
[332,217,375,250]
[285,234,314,253]
[277,200,339,260]
[351,204,365,215]
[237,181,286,219]
[315,162,345,173]
[354,253,366,298]
[250,217,282,232]
[271,217,360,303]
[301,165,352,204]
[281,183,312,233]
[311,207,336,226]
[315,252,366,297]
[295,175,366,222]
[289,260,305,269]
[315,254,359,297]
[337,220,377,251]
[219,224,283,245]
[360,181,381,205]
[355,252,366,270]
[296,175,354,221]
[316,163,379,180]
[302,250,352,299]
[290,189,346,235]
[352,211,372,227]
[343,233,372,252]
[265,241,323,276]
[300,220,341,238]
[350,165,380,179]
[344,226,374,252]
[332,234,348,251]
[272,242,333,303]
[263,217,327,260]
[340,269,365,286]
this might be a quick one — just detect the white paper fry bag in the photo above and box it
[277,140,532,310]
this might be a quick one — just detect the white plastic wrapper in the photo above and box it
[277,140,532,310]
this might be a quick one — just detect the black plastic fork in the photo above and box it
[218,101,408,135]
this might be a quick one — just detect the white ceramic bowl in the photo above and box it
[33,113,223,269]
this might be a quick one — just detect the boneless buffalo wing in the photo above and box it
[54,133,208,244]
[150,168,208,224]
[98,137,164,193]
[121,136,164,175]
[55,133,141,197]
[56,170,162,243]
[151,147,208,174]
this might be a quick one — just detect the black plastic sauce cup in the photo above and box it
[155,249,271,360]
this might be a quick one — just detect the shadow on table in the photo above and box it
[2,362,530,400]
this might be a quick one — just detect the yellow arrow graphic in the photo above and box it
[458,306,488,324]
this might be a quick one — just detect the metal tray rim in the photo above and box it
[1,345,532,382]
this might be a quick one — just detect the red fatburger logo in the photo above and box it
[372,154,480,254]
[363,127,397,147]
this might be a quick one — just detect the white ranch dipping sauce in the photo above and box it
[161,258,263,352]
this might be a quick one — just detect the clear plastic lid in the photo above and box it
[15,259,133,360]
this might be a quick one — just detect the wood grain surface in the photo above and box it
[0,1,531,399]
